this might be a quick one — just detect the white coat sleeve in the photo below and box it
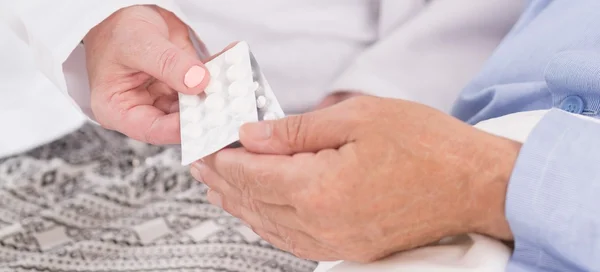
[0,1,190,120]
[329,0,524,113]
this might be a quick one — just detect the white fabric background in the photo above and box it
[0,24,85,158]
[1,0,523,158]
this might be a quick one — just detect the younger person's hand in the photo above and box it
[84,5,210,144]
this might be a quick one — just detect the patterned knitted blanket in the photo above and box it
[0,124,316,272]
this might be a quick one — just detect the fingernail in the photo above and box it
[184,65,206,88]
[240,122,272,141]
[207,189,223,208]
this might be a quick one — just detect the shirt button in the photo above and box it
[559,95,585,114]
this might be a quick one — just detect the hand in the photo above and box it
[191,96,521,262]
[313,91,362,110]
[83,5,210,144]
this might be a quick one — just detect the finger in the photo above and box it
[145,80,178,113]
[147,80,177,96]
[193,164,304,234]
[153,95,178,113]
[238,103,358,155]
[198,176,301,232]
[238,202,302,235]
[90,82,180,144]
[204,188,298,232]
[195,155,292,205]
[146,81,179,113]
[196,166,303,232]
[201,148,302,204]
[116,105,180,145]
[123,32,209,95]
[191,163,243,206]
[206,188,241,217]
[252,227,339,261]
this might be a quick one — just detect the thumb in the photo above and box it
[239,111,355,155]
[126,33,209,95]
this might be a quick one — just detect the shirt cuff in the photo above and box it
[11,1,186,122]
[506,108,600,270]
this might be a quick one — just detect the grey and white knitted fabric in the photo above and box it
[0,124,316,272]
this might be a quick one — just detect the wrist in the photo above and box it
[464,130,521,240]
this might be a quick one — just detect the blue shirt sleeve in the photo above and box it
[506,109,600,271]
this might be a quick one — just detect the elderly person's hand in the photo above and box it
[190,96,522,262]
[83,5,210,144]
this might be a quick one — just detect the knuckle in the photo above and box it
[284,115,308,149]
[157,47,180,79]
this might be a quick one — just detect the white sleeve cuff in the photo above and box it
[9,0,187,121]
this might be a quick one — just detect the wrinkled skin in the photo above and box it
[191,96,521,262]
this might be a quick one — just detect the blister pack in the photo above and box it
[179,42,285,165]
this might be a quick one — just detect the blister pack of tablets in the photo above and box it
[179,42,285,165]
